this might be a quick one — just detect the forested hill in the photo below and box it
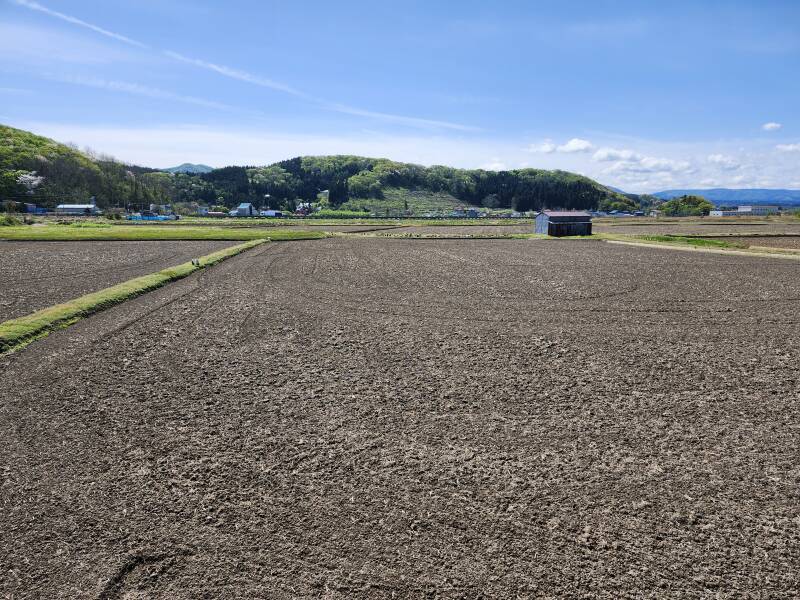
[1,125,629,212]
[1,125,167,207]
[162,163,213,174]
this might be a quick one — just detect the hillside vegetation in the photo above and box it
[339,187,469,214]
[1,124,628,213]
[1,125,174,208]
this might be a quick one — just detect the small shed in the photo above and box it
[535,210,592,236]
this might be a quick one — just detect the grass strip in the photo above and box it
[0,225,329,241]
[595,233,745,249]
[0,239,266,355]
[632,234,745,248]
[605,239,800,261]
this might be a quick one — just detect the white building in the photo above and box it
[55,202,100,216]
[738,205,780,215]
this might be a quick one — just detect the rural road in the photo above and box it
[2,238,799,597]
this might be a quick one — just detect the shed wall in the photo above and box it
[534,214,549,234]
[547,222,592,237]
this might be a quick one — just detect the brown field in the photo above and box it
[0,240,235,321]
[280,224,404,233]
[594,217,800,237]
[2,238,799,597]
[384,224,533,235]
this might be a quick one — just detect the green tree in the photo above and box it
[660,195,713,216]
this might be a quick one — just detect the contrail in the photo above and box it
[11,0,148,48]
[165,51,312,99]
[47,74,235,111]
[12,0,480,132]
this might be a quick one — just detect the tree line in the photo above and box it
[2,125,631,212]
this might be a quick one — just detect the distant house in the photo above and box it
[535,210,593,236]
[234,203,257,216]
[55,202,100,216]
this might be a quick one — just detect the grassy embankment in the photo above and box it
[0,223,329,241]
[0,239,266,354]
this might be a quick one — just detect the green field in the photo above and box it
[0,224,329,241]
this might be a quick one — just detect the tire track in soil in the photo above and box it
[0,241,236,321]
[1,244,272,384]
[98,549,193,600]
[285,240,798,323]
[19,247,215,283]
[3,237,800,597]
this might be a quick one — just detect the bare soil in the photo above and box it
[594,219,800,236]
[275,224,403,233]
[385,224,533,235]
[1,238,799,598]
[0,240,236,321]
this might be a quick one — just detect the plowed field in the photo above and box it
[2,238,798,598]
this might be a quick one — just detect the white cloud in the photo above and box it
[481,159,508,171]
[524,140,556,153]
[776,143,800,152]
[605,156,692,174]
[45,74,236,111]
[762,122,782,131]
[592,147,642,162]
[707,153,740,170]
[10,0,148,48]
[557,138,593,153]
[527,137,594,154]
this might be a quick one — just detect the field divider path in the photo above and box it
[606,239,800,260]
[0,239,267,355]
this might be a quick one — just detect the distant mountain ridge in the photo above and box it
[653,188,800,205]
[162,163,213,174]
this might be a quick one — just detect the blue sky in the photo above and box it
[1,0,799,192]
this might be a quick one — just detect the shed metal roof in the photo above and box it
[541,210,592,217]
